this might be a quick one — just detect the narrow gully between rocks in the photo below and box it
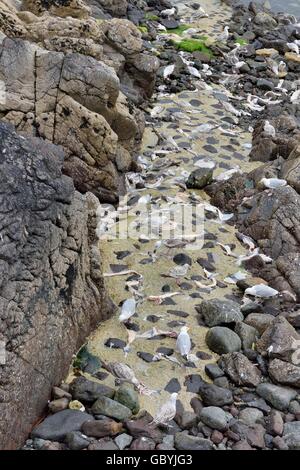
[65,0,261,417]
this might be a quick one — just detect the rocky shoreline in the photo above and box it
[1,0,300,452]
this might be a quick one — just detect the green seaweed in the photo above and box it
[161,24,190,36]
[175,38,213,57]
[235,37,248,46]
[145,13,159,21]
[138,25,148,33]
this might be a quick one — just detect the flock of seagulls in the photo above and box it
[98,8,300,427]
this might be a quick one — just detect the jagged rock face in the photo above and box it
[0,122,113,449]
[17,1,159,103]
[0,0,28,36]
[250,114,300,163]
[97,0,128,17]
[236,185,300,300]
[22,0,91,18]
[0,1,159,201]
[207,175,300,300]
[0,36,142,202]
[207,109,300,301]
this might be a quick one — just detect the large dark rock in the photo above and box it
[124,416,163,443]
[250,115,300,163]
[97,0,128,17]
[196,299,243,327]
[69,376,115,404]
[91,396,132,421]
[206,327,242,355]
[256,316,300,362]
[31,410,94,442]
[268,359,300,388]
[0,123,113,449]
[186,168,213,189]
[174,431,214,450]
[22,0,91,18]
[200,407,228,431]
[198,383,233,407]
[229,420,266,449]
[219,352,261,387]
[256,383,297,411]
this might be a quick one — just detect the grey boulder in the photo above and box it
[256,383,298,411]
[200,407,228,431]
[31,410,94,442]
[206,327,241,354]
[198,299,243,327]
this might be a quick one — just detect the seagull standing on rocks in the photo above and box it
[260,177,287,189]
[176,326,191,357]
[291,89,300,104]
[266,58,287,77]
[245,284,279,298]
[263,120,276,138]
[150,393,178,427]
[278,61,287,76]
[287,42,299,55]
[217,26,230,42]
[161,7,176,18]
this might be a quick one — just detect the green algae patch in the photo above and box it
[160,24,190,35]
[145,13,159,21]
[235,37,248,46]
[175,38,213,56]
[138,25,148,33]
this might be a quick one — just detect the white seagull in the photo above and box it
[163,64,175,80]
[176,326,191,357]
[150,393,178,427]
[217,26,230,42]
[287,42,299,55]
[161,7,176,18]
[263,120,276,138]
[291,89,300,104]
[119,298,136,322]
[260,177,287,189]
[278,61,287,75]
[245,284,279,298]
[266,58,287,77]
